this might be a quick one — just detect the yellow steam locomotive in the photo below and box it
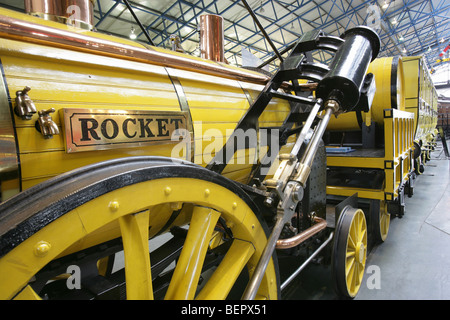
[0,1,437,300]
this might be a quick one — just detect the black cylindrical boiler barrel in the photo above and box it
[316,26,380,111]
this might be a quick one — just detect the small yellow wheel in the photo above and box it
[374,201,390,243]
[332,205,367,299]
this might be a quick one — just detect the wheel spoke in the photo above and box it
[381,209,390,236]
[347,226,357,249]
[346,257,356,291]
[196,239,255,300]
[346,254,355,277]
[353,260,360,289]
[346,248,356,258]
[165,206,220,300]
[119,210,153,300]
[358,214,367,243]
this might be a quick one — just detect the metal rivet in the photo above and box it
[164,186,172,195]
[109,201,120,212]
[34,241,51,257]
[204,189,210,197]
[232,202,238,210]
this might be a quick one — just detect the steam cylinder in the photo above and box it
[316,26,380,111]
[327,56,406,131]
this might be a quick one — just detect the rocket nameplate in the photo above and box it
[62,108,190,153]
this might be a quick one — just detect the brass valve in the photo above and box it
[37,108,60,139]
[14,86,37,120]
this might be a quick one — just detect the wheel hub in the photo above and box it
[355,242,365,264]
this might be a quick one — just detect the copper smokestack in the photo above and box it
[24,0,94,30]
[199,14,225,63]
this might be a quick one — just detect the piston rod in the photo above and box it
[294,101,338,186]
[242,100,337,300]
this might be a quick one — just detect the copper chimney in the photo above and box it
[24,0,95,30]
[199,14,225,63]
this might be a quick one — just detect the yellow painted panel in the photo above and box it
[326,186,385,201]
[402,58,420,99]
[190,107,246,123]
[20,143,182,182]
[327,157,385,169]
[16,127,64,153]
[0,11,297,191]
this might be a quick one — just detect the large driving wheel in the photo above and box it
[332,205,367,299]
[0,157,279,300]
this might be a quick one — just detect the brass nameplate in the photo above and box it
[62,108,190,153]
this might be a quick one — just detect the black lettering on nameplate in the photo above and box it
[62,108,190,153]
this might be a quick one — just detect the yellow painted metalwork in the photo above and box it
[12,285,42,300]
[402,56,438,146]
[327,109,414,202]
[325,54,435,220]
[327,186,385,200]
[0,177,278,300]
[195,240,255,299]
[0,22,290,191]
[326,157,385,169]
[0,8,290,300]
[119,210,154,300]
[165,206,220,300]
[379,201,390,242]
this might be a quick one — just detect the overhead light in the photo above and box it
[260,0,265,13]
[291,21,295,30]
[427,47,432,52]
[392,18,398,25]
[398,35,404,42]
[440,38,445,43]
[129,26,137,40]
[382,1,389,9]
[402,48,407,53]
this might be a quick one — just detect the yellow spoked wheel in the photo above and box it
[0,157,279,300]
[332,206,367,299]
[376,201,390,243]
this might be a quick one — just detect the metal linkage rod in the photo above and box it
[242,99,338,300]
[280,232,334,290]
[242,212,286,300]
